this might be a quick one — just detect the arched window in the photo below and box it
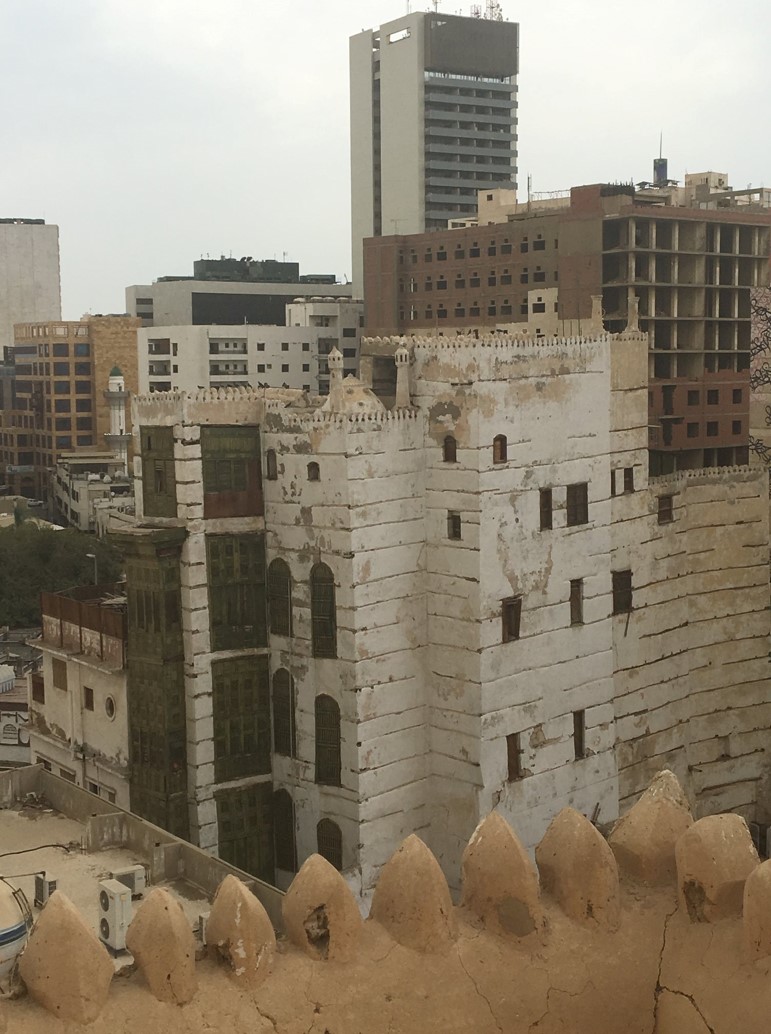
[317,818,342,871]
[272,669,296,757]
[267,558,292,637]
[307,462,320,482]
[493,434,508,464]
[266,448,278,481]
[310,563,337,658]
[315,695,341,786]
[443,435,457,463]
[273,789,297,872]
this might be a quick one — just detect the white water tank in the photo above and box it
[0,881,29,985]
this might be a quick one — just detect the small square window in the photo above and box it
[707,389,719,405]
[706,421,718,437]
[281,364,289,373]
[687,422,699,438]
[657,495,673,524]
[447,511,462,540]
[502,596,522,642]
[282,342,289,351]
[687,390,699,406]
[732,420,742,435]
[733,388,742,404]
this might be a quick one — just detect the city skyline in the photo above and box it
[1,0,769,318]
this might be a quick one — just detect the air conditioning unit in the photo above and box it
[98,879,132,952]
[110,864,147,898]
[34,874,57,908]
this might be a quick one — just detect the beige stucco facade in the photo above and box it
[28,588,129,808]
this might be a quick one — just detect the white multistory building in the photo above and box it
[107,321,770,895]
[137,299,363,397]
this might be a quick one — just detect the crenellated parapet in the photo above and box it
[13,770,771,1032]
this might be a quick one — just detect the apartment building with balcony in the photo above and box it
[138,299,363,397]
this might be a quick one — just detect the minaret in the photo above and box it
[394,345,411,409]
[327,346,344,408]
[103,366,130,474]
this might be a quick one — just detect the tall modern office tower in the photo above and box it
[350,8,519,289]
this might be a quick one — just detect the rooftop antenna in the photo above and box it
[485,0,503,19]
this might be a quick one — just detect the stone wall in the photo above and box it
[120,332,771,897]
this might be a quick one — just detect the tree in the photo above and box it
[0,525,123,628]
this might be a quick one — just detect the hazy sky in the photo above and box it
[1,0,769,318]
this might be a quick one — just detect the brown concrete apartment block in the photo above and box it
[0,316,140,499]
[363,183,771,470]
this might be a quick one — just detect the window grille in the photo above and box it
[207,534,266,651]
[317,818,343,871]
[658,495,674,524]
[140,426,177,518]
[212,655,271,782]
[315,695,341,786]
[310,564,337,658]
[268,559,292,637]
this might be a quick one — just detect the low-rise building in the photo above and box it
[52,452,132,531]
[29,584,129,807]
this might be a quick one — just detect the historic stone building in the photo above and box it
[112,320,770,894]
